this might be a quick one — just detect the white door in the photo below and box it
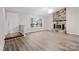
[7,12,19,33]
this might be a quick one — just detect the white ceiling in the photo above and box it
[6,7,64,16]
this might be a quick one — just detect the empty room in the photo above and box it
[0,7,79,51]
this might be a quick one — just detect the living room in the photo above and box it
[0,7,79,51]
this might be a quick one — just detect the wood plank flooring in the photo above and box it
[3,31,79,51]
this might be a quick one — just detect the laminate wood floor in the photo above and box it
[3,31,79,51]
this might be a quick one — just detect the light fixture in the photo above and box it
[48,7,54,14]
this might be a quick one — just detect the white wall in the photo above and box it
[0,8,5,51]
[6,11,48,34]
[19,14,48,33]
[6,12,20,33]
[46,14,53,31]
[66,7,79,35]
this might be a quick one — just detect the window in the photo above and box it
[31,17,42,27]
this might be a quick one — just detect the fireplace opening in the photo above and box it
[53,24,65,30]
[57,25,61,29]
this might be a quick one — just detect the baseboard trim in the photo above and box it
[67,33,79,38]
[25,30,50,34]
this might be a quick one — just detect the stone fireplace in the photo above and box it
[53,8,66,33]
